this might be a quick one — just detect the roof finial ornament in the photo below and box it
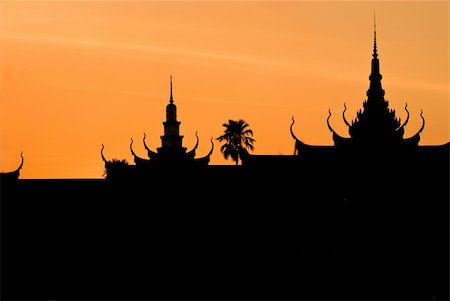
[373,12,378,58]
[170,75,174,104]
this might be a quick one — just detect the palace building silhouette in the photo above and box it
[100,25,448,180]
[101,76,214,180]
[243,25,448,166]
[2,22,449,301]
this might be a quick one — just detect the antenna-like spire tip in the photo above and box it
[374,11,376,30]
[372,12,378,58]
[169,75,174,104]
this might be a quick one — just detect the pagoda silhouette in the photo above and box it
[101,76,214,180]
[242,22,448,167]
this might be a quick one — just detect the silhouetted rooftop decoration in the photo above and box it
[101,77,214,179]
[0,152,24,183]
[325,23,425,150]
[243,20,448,166]
[292,23,432,156]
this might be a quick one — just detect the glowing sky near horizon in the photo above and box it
[0,1,448,178]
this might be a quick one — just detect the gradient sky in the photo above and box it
[0,1,448,178]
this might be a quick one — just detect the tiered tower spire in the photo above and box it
[367,13,384,99]
[160,76,185,154]
[325,17,424,148]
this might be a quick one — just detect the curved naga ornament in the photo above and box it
[101,144,109,163]
[342,103,351,127]
[290,116,317,156]
[290,116,298,141]
[186,131,200,158]
[194,137,214,164]
[18,152,24,171]
[143,132,158,159]
[327,109,333,133]
[130,138,150,164]
[207,137,214,156]
[404,110,425,145]
[395,103,410,136]
[290,116,307,155]
[0,152,24,179]
[327,109,350,145]
[418,110,425,133]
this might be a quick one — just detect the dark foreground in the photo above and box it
[1,162,449,300]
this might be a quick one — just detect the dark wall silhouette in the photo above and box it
[2,152,448,300]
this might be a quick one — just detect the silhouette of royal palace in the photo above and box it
[101,76,214,181]
[99,26,448,183]
[2,24,448,301]
[242,25,447,167]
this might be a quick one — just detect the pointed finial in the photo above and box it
[374,11,376,33]
[169,75,174,104]
[373,12,378,58]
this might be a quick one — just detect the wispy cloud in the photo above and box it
[3,33,447,93]
[3,33,291,69]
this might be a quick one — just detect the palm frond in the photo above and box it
[217,118,255,165]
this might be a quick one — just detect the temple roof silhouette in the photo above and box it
[100,22,448,178]
[243,21,447,166]
[326,23,424,149]
[101,76,214,179]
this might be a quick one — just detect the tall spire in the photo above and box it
[373,12,378,58]
[367,13,384,98]
[170,75,174,104]
[161,75,184,154]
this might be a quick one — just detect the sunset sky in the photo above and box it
[0,1,448,179]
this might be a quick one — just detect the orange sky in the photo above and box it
[0,1,448,179]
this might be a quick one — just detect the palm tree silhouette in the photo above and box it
[216,119,255,165]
